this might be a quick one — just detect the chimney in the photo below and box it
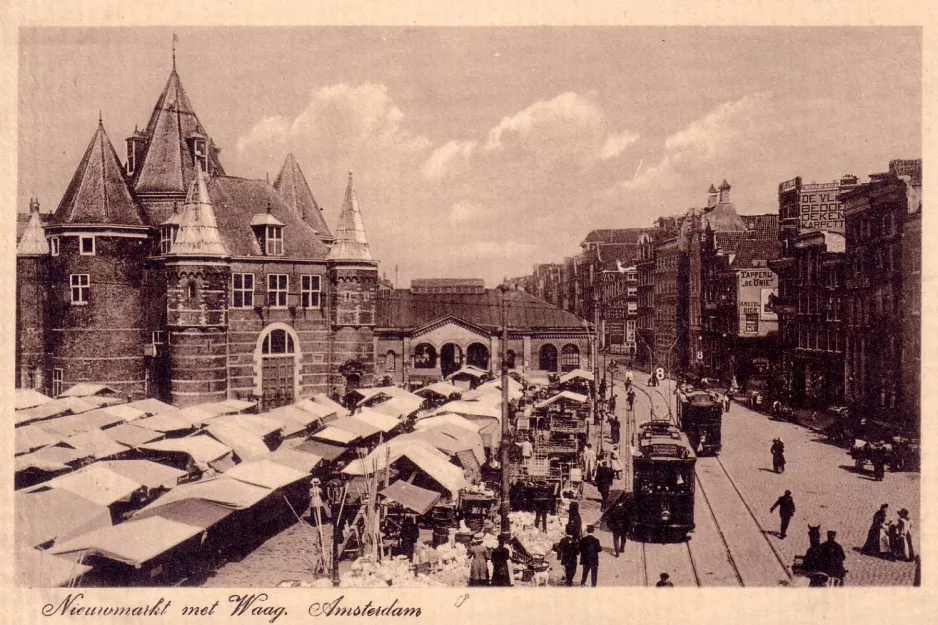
[707,184,718,209]
[718,179,731,204]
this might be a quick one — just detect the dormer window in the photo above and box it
[160,225,178,254]
[127,142,136,175]
[266,225,283,255]
[193,139,207,172]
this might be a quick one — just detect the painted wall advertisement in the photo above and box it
[799,181,845,233]
[737,270,779,333]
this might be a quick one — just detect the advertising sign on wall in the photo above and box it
[760,288,778,321]
[799,181,845,233]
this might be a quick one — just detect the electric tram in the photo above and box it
[631,419,696,541]
[676,390,723,456]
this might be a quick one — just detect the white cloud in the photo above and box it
[421,139,478,181]
[599,130,640,161]
[483,92,604,152]
[448,199,488,224]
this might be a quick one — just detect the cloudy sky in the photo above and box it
[19,27,920,284]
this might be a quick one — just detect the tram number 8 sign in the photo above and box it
[655,368,665,381]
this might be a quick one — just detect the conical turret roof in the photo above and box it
[17,199,49,256]
[168,169,228,257]
[327,171,373,262]
[133,69,225,195]
[53,121,146,226]
[273,154,334,241]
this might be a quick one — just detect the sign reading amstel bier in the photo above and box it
[798,181,845,234]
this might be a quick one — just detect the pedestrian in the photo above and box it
[862,504,888,556]
[399,514,420,561]
[872,444,886,481]
[626,389,635,411]
[599,378,607,401]
[579,525,602,587]
[533,483,550,532]
[308,478,329,525]
[555,530,580,586]
[625,367,634,389]
[895,508,914,562]
[655,573,674,587]
[595,459,615,510]
[583,444,597,482]
[609,414,620,443]
[771,438,786,473]
[490,535,513,586]
[608,498,630,557]
[519,436,533,463]
[467,533,490,587]
[770,490,796,538]
[609,394,618,413]
[818,530,847,584]
[723,393,731,412]
[567,501,583,541]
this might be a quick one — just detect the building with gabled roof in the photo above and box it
[16,60,378,407]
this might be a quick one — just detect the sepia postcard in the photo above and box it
[0,2,934,624]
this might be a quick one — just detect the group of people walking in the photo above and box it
[468,533,514,587]
[862,503,915,562]
[554,523,602,586]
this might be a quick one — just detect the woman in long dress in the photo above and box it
[879,520,893,558]
[895,509,914,562]
[862,504,888,556]
[468,533,490,587]
[489,535,512,586]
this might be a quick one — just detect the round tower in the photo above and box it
[45,121,152,399]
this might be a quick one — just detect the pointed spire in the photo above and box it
[167,168,228,257]
[18,198,49,256]
[707,184,717,193]
[272,153,333,240]
[172,33,178,72]
[719,179,731,190]
[54,122,145,226]
[327,169,373,262]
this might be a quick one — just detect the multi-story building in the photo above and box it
[841,159,921,435]
[15,62,378,408]
[634,232,657,369]
[599,264,639,357]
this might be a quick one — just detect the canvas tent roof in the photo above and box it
[134,413,196,433]
[211,414,283,438]
[136,476,271,515]
[559,369,595,383]
[59,383,120,398]
[15,388,52,411]
[414,382,463,399]
[125,398,179,416]
[267,447,323,473]
[15,445,91,473]
[62,428,130,460]
[189,401,241,416]
[379,480,441,515]
[16,547,92,587]
[428,401,500,421]
[534,391,590,409]
[445,365,489,381]
[342,440,467,496]
[38,463,141,507]
[36,414,98,438]
[225,460,309,490]
[15,425,61,455]
[205,422,271,462]
[415,414,481,433]
[293,440,347,461]
[15,489,112,549]
[269,403,324,428]
[102,423,164,448]
[369,396,424,419]
[93,404,147,423]
[49,516,203,567]
[97,460,187,490]
[15,397,98,426]
[137,498,234,529]
[352,407,401,433]
[309,393,350,418]
[310,426,358,445]
[138,435,232,470]
[402,428,486,464]
[328,417,382,439]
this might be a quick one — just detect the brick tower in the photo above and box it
[16,198,49,391]
[44,120,152,399]
[327,171,378,392]
[162,168,231,407]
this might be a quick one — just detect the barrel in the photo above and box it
[432,527,450,548]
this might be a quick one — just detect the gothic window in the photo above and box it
[233,273,254,308]
[262,329,295,355]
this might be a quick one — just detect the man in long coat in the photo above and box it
[579,525,602,587]
[769,490,796,539]
[555,530,580,586]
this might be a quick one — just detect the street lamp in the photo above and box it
[497,282,511,541]
[325,478,345,587]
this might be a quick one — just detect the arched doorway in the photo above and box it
[440,343,463,378]
[539,344,558,372]
[467,342,490,371]
[413,343,437,369]
[560,344,581,373]
[257,326,299,410]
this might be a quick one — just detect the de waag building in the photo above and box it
[16,64,378,408]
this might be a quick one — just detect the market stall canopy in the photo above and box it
[96,460,187,490]
[414,382,463,399]
[92,404,147,423]
[15,397,98,426]
[205,422,271,462]
[136,476,271,515]
[344,444,466,498]
[475,420,502,449]
[369,396,424,419]
[15,425,61,456]
[16,547,92,587]
[309,393,350,418]
[138,435,232,471]
[309,425,359,445]
[291,399,336,423]
[428,401,500,421]
[267,447,322,473]
[398,430,484,464]
[35,463,141,507]
[478,377,524,395]
[559,369,594,384]
[36,413,98,438]
[63,429,130,461]
[379,480,441,515]
[15,445,91,473]
[59,383,121,398]
[328,417,382,439]
[134,413,197,433]
[352,407,402,433]
[15,488,112,548]
[138,498,234,529]
[292,439,347,462]
[445,365,489,381]
[176,406,220,427]
[534,391,590,409]
[68,409,126,431]
[522,372,551,388]
[210,414,283,438]
[270,403,324,428]
[343,438,445,475]
[49,516,203,567]
[458,389,504,405]
[125,398,180,417]
[15,388,52,411]
[189,399,254,417]
[102,423,164,448]
[414,414,482,433]
[225,459,309,490]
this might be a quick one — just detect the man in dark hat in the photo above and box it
[595,459,615,510]
[819,530,847,583]
[656,573,674,587]
[579,525,602,587]
[770,490,796,538]
[555,530,580,586]
[608,498,630,557]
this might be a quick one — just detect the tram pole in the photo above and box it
[498,282,511,541]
